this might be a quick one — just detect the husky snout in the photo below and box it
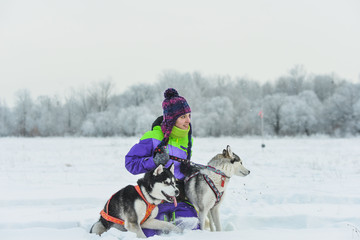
[240,169,250,176]
[175,188,180,196]
[238,165,250,176]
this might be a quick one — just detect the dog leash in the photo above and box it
[154,147,230,179]
[169,155,230,181]
[154,147,230,189]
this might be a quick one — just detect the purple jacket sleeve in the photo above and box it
[125,138,158,175]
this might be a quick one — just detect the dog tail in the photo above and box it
[90,220,107,235]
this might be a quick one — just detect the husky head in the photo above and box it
[208,145,250,177]
[140,163,179,206]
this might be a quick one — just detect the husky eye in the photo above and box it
[231,157,241,164]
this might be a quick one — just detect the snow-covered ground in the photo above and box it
[1,137,359,240]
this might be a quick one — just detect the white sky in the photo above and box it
[1,0,360,106]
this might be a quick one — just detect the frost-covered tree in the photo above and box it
[274,65,307,95]
[117,106,156,136]
[63,93,83,135]
[263,93,286,135]
[74,87,91,120]
[0,100,14,136]
[87,80,115,112]
[194,96,234,137]
[115,84,159,112]
[81,111,120,137]
[311,74,337,102]
[32,96,65,136]
[279,96,318,136]
[234,78,262,101]
[298,90,323,133]
[354,99,360,134]
[323,83,360,135]
[232,96,261,136]
[261,81,275,97]
[13,89,35,136]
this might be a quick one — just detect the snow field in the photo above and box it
[0,137,359,239]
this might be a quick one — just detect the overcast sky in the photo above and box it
[1,0,360,106]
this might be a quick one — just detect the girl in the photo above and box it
[125,88,198,237]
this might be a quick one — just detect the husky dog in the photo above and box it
[90,164,181,238]
[183,145,250,231]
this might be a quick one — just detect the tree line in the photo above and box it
[1,66,360,137]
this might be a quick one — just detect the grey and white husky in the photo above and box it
[90,164,181,238]
[183,145,250,231]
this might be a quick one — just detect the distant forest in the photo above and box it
[1,66,360,137]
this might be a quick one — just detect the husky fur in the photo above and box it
[90,164,181,238]
[183,145,250,231]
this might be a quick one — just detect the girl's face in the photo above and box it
[175,113,191,130]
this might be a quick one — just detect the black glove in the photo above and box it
[153,146,170,166]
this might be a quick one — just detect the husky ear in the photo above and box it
[223,145,233,158]
[153,164,164,176]
[168,163,175,175]
[227,145,234,158]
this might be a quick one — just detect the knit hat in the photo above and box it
[156,88,192,158]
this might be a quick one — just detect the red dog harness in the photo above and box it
[100,185,156,225]
[185,171,224,205]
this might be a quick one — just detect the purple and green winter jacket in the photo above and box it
[125,125,192,180]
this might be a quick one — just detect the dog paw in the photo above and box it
[173,226,183,234]
[174,217,199,231]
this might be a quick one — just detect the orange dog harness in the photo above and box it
[100,185,156,225]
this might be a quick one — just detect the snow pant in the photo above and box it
[142,201,199,237]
